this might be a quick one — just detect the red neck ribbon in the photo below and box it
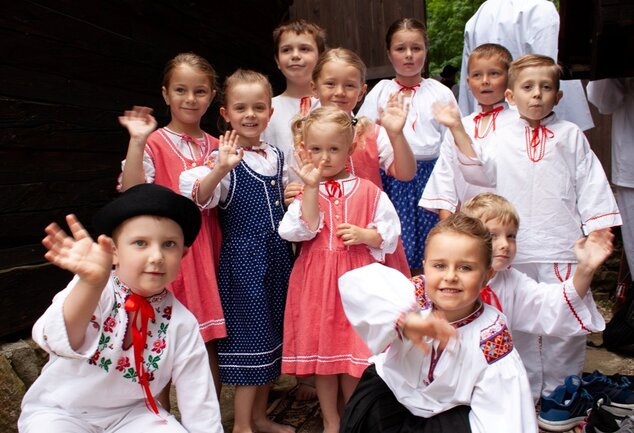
[395,80,421,131]
[125,293,159,415]
[473,106,503,139]
[480,285,503,312]
[324,179,343,198]
[300,96,313,116]
[525,125,554,162]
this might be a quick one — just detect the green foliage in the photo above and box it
[426,0,486,77]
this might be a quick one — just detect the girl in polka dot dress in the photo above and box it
[180,69,294,433]
[278,106,401,433]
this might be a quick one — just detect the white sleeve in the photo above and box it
[357,85,382,123]
[277,198,322,242]
[32,275,108,359]
[587,79,626,114]
[455,139,497,188]
[469,354,538,433]
[367,191,400,261]
[503,269,606,335]
[338,263,419,354]
[179,165,221,209]
[171,308,223,433]
[419,135,459,213]
[375,126,396,172]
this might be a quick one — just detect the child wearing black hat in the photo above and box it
[18,183,222,433]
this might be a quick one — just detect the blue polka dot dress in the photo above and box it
[216,148,294,385]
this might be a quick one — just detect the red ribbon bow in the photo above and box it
[525,125,554,162]
[324,179,343,198]
[300,96,313,116]
[480,285,503,312]
[473,106,503,139]
[125,293,159,415]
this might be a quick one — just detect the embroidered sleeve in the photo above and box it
[479,315,513,365]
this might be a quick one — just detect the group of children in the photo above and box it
[19,14,622,433]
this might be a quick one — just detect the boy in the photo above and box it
[18,183,222,433]
[263,18,326,183]
[420,43,516,218]
[438,54,622,400]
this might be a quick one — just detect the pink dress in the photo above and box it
[143,128,226,341]
[281,177,390,378]
[348,124,411,276]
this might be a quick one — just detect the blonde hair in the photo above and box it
[425,212,493,268]
[311,48,372,148]
[468,43,513,73]
[462,193,520,229]
[508,54,562,90]
[273,19,327,58]
[291,105,356,151]
[162,52,217,91]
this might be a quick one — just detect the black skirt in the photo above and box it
[340,365,472,433]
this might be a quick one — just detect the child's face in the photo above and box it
[467,56,508,111]
[387,30,426,80]
[276,31,319,87]
[302,121,353,180]
[312,60,367,114]
[505,67,563,127]
[162,64,215,129]
[220,83,273,147]
[112,216,187,298]
[485,218,517,272]
[423,232,492,322]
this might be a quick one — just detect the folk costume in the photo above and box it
[278,176,400,377]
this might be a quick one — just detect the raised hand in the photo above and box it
[216,130,243,171]
[432,101,462,129]
[292,148,323,188]
[42,214,113,288]
[575,228,614,272]
[118,106,158,143]
[378,92,409,133]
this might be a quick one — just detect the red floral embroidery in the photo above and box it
[89,350,101,365]
[152,339,166,353]
[103,316,117,333]
[116,356,131,372]
[162,306,172,320]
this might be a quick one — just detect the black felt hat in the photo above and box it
[92,183,201,246]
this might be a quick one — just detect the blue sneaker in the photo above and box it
[538,375,594,432]
[582,371,634,409]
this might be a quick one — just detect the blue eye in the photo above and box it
[134,240,146,247]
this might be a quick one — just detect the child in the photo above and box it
[179,69,294,433]
[18,183,222,433]
[118,53,225,395]
[337,214,537,433]
[439,54,622,399]
[420,44,516,218]
[278,106,401,433]
[303,46,414,276]
[357,18,456,270]
[263,18,326,183]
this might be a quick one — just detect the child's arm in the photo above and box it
[290,148,324,231]
[399,311,456,354]
[380,93,416,181]
[572,228,614,298]
[432,101,477,158]
[335,224,382,248]
[42,214,113,351]
[118,106,158,190]
[195,130,243,204]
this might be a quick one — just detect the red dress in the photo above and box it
[348,124,411,276]
[145,128,226,341]
[282,178,380,378]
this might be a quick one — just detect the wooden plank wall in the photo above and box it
[0,0,290,338]
[289,0,426,80]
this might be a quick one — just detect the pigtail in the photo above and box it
[352,115,373,151]
[291,112,309,151]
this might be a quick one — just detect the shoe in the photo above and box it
[539,375,594,432]
[582,371,634,409]
[615,416,634,432]
[584,395,634,433]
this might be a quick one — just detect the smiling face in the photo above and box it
[387,29,426,85]
[423,232,492,322]
[112,216,187,297]
[505,66,563,127]
[220,82,273,147]
[162,64,215,132]
[302,120,353,180]
[312,60,367,113]
[276,31,319,87]
[467,55,508,111]
[485,218,517,272]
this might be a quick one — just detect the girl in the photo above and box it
[338,214,538,433]
[358,18,457,270]
[180,69,295,433]
[292,47,414,276]
[118,52,225,395]
[278,106,401,433]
